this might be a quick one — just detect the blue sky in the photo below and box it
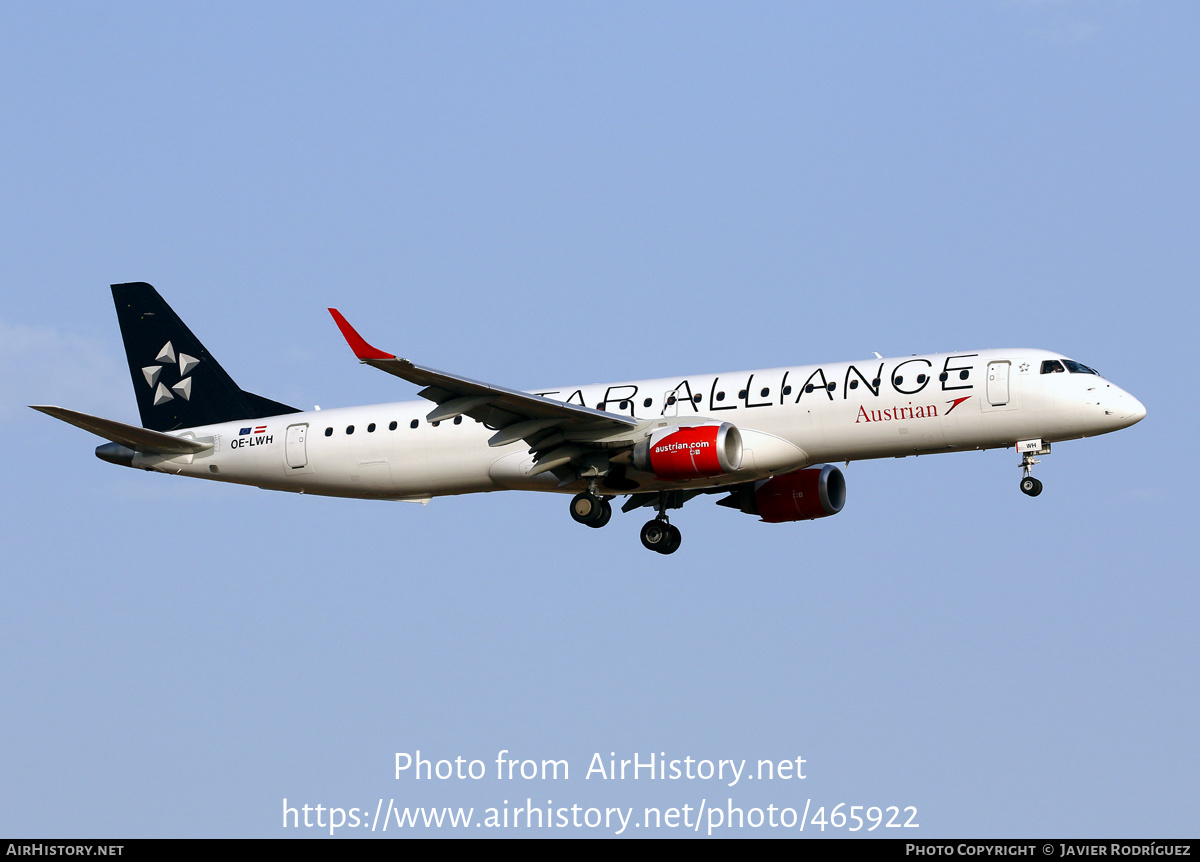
[2,1,1197,837]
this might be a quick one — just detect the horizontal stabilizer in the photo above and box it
[30,405,212,455]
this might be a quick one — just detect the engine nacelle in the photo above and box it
[753,464,846,522]
[632,422,742,481]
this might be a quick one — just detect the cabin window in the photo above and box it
[410,419,419,429]
[619,400,629,410]
[939,372,948,382]
[894,376,904,385]
[643,398,652,408]
[872,378,881,387]
[916,374,926,384]
[693,394,702,403]
[716,391,725,402]
[346,425,354,435]
[849,379,859,390]
[432,420,440,427]
[760,388,770,397]
[783,385,792,395]
[738,390,747,399]
[453,416,463,425]
[959,370,969,380]
[827,382,836,391]
[805,384,814,393]
[324,427,333,437]
[367,423,376,433]
[389,421,397,430]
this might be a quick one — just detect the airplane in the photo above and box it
[33,283,1146,554]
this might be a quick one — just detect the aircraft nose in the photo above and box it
[1123,394,1147,425]
[1104,386,1146,427]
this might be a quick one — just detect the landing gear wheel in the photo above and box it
[587,499,613,529]
[1017,445,1047,498]
[640,519,681,554]
[570,492,606,526]
[663,524,682,554]
[640,519,671,552]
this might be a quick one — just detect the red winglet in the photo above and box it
[328,309,395,360]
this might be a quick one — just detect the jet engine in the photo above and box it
[719,464,846,522]
[631,422,742,481]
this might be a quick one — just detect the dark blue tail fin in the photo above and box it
[111,282,300,432]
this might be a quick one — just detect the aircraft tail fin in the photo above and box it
[111,282,300,432]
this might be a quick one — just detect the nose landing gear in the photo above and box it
[1016,439,1050,497]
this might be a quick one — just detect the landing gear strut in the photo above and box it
[640,493,682,555]
[1017,439,1049,497]
[572,487,684,553]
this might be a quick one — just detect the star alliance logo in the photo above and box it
[141,341,199,406]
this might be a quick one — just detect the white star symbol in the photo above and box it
[143,341,199,405]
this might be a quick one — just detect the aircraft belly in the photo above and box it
[348,459,394,494]
[488,449,563,492]
[392,436,501,496]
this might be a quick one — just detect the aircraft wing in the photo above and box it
[30,405,212,454]
[329,310,640,476]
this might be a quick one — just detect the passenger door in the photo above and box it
[285,423,308,469]
[986,362,1010,406]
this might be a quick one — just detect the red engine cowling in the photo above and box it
[632,423,742,480]
[753,464,846,522]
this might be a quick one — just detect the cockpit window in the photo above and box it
[1063,359,1099,375]
[1041,360,1065,374]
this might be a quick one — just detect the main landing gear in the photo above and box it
[638,491,681,555]
[640,517,682,555]
[568,488,683,554]
[569,491,612,528]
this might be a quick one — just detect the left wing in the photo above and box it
[328,309,642,478]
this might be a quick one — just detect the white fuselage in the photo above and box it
[130,348,1145,501]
